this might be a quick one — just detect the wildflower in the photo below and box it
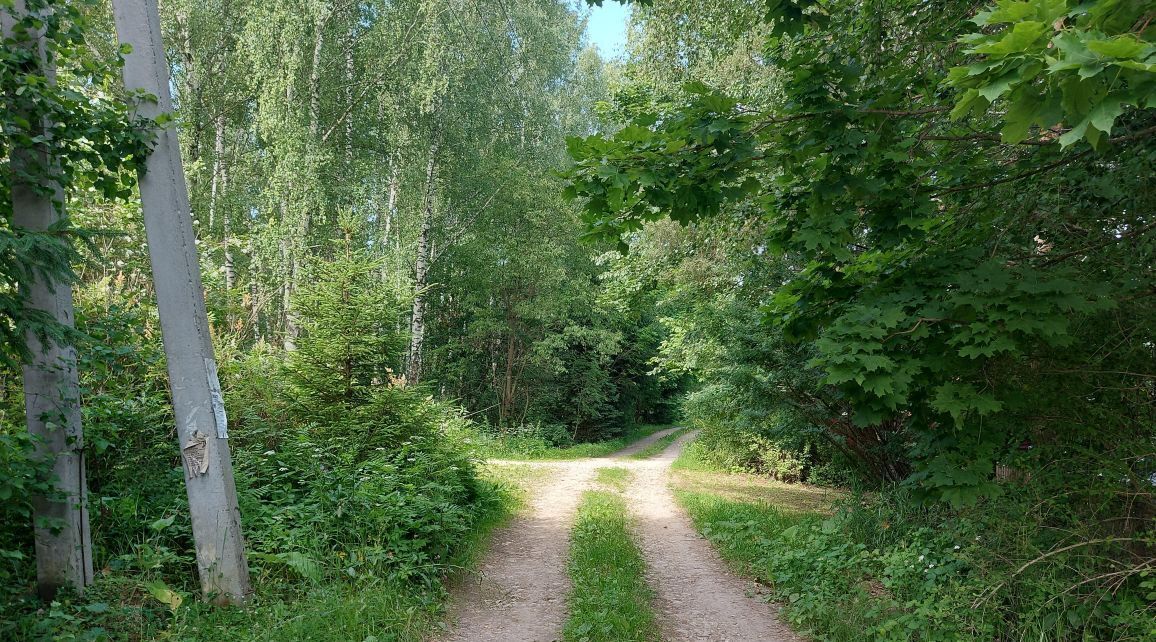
[279,467,288,472]
[953,545,960,550]
[918,555,925,562]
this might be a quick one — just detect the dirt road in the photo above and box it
[438,428,800,642]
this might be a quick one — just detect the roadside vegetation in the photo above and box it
[462,424,673,461]
[1,1,680,638]
[564,468,657,642]
[1,0,1153,640]
[676,440,1156,640]
[562,0,1156,639]
[627,426,692,460]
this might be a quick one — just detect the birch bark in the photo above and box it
[1,1,93,599]
[406,144,438,384]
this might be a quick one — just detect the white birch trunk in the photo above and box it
[380,157,399,281]
[406,145,437,384]
[2,1,93,599]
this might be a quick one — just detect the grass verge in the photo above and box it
[671,442,1156,640]
[563,469,657,642]
[594,466,631,491]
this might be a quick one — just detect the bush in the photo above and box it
[683,485,1156,641]
[681,383,853,485]
[0,255,508,639]
[233,388,495,589]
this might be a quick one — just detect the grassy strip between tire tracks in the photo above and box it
[628,426,693,459]
[563,468,658,642]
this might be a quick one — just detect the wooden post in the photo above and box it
[1,0,94,599]
[111,0,251,604]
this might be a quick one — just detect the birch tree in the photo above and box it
[1,0,92,598]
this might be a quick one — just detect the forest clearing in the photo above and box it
[1,0,1154,640]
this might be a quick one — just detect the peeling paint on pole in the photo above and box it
[111,0,251,604]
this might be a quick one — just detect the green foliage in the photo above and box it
[458,422,671,461]
[0,254,512,639]
[565,0,1156,505]
[949,0,1156,147]
[1,0,148,366]
[564,489,657,642]
[678,484,1156,641]
[0,430,56,613]
[285,249,407,424]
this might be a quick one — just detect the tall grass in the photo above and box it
[673,449,1156,641]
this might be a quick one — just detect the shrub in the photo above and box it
[681,383,852,484]
[685,485,1156,641]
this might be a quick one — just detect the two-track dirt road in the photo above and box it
[439,428,800,642]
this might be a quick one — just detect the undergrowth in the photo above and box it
[674,448,1156,641]
[0,263,523,641]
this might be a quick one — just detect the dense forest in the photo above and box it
[1,0,1153,640]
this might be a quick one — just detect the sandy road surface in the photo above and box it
[438,428,800,642]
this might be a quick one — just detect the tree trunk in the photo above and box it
[379,155,400,282]
[210,115,236,295]
[343,33,354,165]
[308,4,327,141]
[280,227,297,351]
[208,116,222,231]
[406,145,437,384]
[500,327,517,425]
[112,0,251,605]
[2,1,94,599]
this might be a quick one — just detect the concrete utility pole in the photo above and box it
[1,0,94,599]
[110,0,251,604]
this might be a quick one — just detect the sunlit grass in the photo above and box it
[594,466,631,491]
[671,440,843,514]
[563,490,657,642]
